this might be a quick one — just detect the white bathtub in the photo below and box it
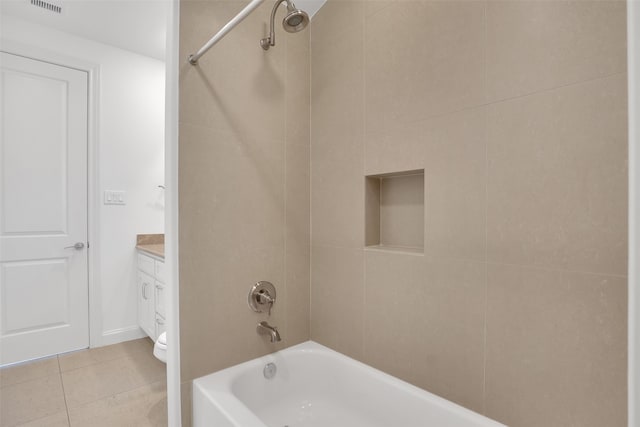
[193,341,504,427]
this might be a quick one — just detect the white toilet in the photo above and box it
[153,332,167,363]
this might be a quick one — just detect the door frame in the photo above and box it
[0,41,103,349]
[165,0,181,424]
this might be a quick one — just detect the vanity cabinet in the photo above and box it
[137,252,166,341]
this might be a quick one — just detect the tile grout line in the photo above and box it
[57,379,168,425]
[57,349,151,375]
[61,371,164,412]
[361,0,367,359]
[308,12,314,342]
[55,342,162,411]
[311,242,628,280]
[284,32,289,345]
[57,355,72,427]
[364,70,628,143]
[481,0,488,414]
[0,340,160,426]
[0,356,59,389]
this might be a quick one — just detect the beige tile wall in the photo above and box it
[178,0,310,422]
[310,1,628,426]
[178,0,627,425]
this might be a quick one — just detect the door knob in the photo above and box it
[64,242,85,250]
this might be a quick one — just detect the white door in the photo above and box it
[0,52,89,365]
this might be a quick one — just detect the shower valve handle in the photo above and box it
[258,293,275,316]
[248,281,277,316]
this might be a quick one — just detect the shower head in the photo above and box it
[283,6,309,33]
[261,0,309,50]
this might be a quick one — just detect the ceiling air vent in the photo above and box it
[30,0,62,14]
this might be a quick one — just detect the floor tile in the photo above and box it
[16,411,69,427]
[0,356,60,388]
[0,374,66,426]
[62,350,166,408]
[58,338,153,372]
[68,381,167,427]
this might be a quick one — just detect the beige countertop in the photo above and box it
[136,234,164,259]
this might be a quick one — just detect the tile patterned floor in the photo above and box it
[0,338,167,427]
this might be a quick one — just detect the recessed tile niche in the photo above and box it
[365,170,424,254]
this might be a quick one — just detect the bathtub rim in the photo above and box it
[192,340,505,427]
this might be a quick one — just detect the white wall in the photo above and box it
[1,15,165,346]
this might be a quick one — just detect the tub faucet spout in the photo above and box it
[257,321,281,343]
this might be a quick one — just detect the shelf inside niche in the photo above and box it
[365,169,424,254]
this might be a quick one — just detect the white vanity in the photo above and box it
[136,235,166,341]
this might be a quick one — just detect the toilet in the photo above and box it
[153,332,167,363]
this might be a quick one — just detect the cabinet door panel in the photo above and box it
[155,281,166,319]
[155,314,166,339]
[154,260,166,283]
[137,272,155,339]
[138,253,155,276]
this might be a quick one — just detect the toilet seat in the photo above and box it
[153,332,167,363]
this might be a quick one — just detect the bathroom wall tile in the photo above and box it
[286,142,311,345]
[424,108,487,261]
[311,21,364,249]
[487,74,627,276]
[486,0,627,102]
[411,257,486,413]
[61,351,165,408]
[68,380,167,427]
[180,0,310,422]
[423,107,487,261]
[364,0,390,18]
[364,251,486,412]
[366,107,487,260]
[484,263,627,427]
[311,15,362,138]
[285,242,310,346]
[180,240,287,382]
[363,250,425,382]
[285,28,311,346]
[0,374,66,426]
[179,0,285,141]
[364,122,426,176]
[286,28,310,150]
[364,0,485,135]
[179,122,289,382]
[181,381,192,427]
[179,123,285,256]
[58,338,153,372]
[307,0,628,423]
[311,0,363,48]
[311,245,364,360]
[0,355,59,388]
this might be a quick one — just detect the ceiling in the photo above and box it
[1,0,325,62]
[1,0,170,60]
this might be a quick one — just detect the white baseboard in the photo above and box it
[100,325,147,347]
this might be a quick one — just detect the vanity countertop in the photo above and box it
[136,234,164,259]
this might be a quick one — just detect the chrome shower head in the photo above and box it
[261,0,309,50]
[283,8,309,33]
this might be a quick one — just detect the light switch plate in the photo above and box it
[104,190,126,205]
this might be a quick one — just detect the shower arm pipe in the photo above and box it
[188,0,267,65]
[263,0,288,48]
